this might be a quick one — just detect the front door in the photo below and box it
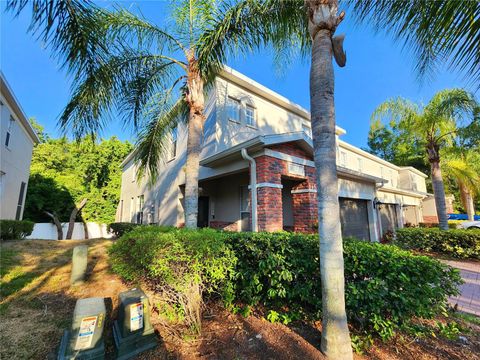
[197,196,209,228]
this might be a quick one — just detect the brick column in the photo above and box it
[255,155,283,232]
[292,166,317,233]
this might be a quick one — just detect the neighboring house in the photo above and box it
[0,73,40,220]
[422,194,455,223]
[117,68,428,242]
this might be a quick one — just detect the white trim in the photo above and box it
[291,189,317,194]
[378,186,428,198]
[248,182,283,189]
[257,148,315,167]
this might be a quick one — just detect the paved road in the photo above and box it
[444,260,480,316]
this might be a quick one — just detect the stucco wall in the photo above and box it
[0,96,35,220]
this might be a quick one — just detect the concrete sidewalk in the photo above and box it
[444,259,480,316]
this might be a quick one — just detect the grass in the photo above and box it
[0,239,128,360]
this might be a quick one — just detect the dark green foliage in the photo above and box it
[24,135,132,223]
[109,226,236,298]
[109,227,462,339]
[0,220,35,240]
[107,222,143,238]
[225,232,461,338]
[394,228,480,259]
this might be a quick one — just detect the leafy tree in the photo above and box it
[372,89,477,230]
[24,134,132,224]
[366,119,428,174]
[29,117,49,143]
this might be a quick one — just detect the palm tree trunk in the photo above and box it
[430,159,449,230]
[459,182,475,221]
[184,55,205,229]
[307,1,352,358]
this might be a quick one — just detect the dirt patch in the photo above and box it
[1,239,479,360]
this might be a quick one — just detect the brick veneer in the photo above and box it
[254,143,318,232]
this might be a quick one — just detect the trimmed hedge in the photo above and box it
[109,227,462,339]
[108,222,143,238]
[394,228,480,259]
[224,232,461,338]
[0,220,35,240]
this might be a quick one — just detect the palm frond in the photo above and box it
[6,0,109,76]
[134,98,189,183]
[59,51,180,138]
[348,0,480,87]
[197,0,308,82]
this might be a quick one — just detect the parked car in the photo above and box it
[458,221,480,230]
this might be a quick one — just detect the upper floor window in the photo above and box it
[245,104,256,127]
[170,126,178,159]
[227,97,240,122]
[340,151,347,167]
[5,116,14,148]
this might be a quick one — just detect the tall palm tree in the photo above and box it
[7,0,265,229]
[372,89,477,230]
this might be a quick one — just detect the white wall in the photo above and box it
[0,96,35,220]
[27,222,113,240]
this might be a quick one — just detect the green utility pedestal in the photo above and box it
[70,245,88,285]
[113,288,157,360]
[58,297,106,360]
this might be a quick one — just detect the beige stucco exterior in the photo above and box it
[0,73,39,220]
[118,67,428,241]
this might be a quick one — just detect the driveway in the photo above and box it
[443,259,480,316]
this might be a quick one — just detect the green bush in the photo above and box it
[418,222,457,229]
[224,232,462,338]
[107,222,143,238]
[109,227,462,339]
[394,228,480,259]
[109,226,236,333]
[0,220,35,240]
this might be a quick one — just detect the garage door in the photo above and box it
[339,198,370,241]
[379,203,398,236]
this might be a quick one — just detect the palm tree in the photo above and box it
[442,149,480,221]
[372,89,477,230]
[7,0,266,229]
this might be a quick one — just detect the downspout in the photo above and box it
[241,148,258,232]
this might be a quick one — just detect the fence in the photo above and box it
[27,222,113,240]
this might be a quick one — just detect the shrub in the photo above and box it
[224,232,462,338]
[394,228,480,259]
[109,226,236,333]
[107,222,143,238]
[0,220,35,240]
[109,227,462,339]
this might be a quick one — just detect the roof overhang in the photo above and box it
[0,72,40,144]
[200,131,313,167]
[337,166,386,184]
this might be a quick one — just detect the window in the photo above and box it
[357,157,363,172]
[15,182,26,220]
[170,126,178,159]
[119,200,124,221]
[5,116,14,148]
[340,151,347,167]
[245,105,256,127]
[130,197,135,222]
[136,195,144,224]
[227,97,240,122]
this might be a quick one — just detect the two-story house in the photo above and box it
[117,67,428,242]
[0,72,40,220]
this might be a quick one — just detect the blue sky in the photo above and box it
[1,1,476,148]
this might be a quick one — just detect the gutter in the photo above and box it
[241,148,258,232]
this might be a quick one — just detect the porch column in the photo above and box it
[256,155,283,232]
[292,166,317,233]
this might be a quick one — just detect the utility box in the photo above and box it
[58,297,106,360]
[70,245,88,285]
[113,288,157,360]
